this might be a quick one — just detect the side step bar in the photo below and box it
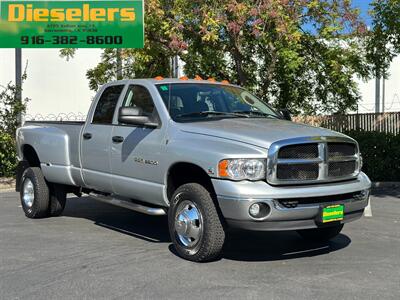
[89,193,167,216]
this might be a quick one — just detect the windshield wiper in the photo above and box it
[234,110,280,119]
[175,111,249,119]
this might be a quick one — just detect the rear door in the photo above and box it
[81,84,125,192]
[110,84,166,206]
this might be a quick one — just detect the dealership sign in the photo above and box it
[0,0,144,48]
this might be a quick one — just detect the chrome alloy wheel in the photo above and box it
[22,178,35,208]
[174,200,203,250]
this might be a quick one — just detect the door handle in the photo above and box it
[83,133,92,140]
[112,136,124,143]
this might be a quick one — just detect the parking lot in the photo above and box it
[0,188,399,299]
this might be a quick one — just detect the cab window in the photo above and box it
[92,85,124,124]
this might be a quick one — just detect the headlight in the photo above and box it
[218,159,266,181]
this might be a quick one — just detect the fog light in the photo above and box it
[249,202,271,219]
[249,203,261,217]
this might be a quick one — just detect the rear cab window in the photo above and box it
[92,85,125,124]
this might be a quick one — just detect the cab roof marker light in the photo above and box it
[179,76,189,81]
[207,78,216,82]
[194,75,203,81]
[154,76,164,80]
[221,80,230,84]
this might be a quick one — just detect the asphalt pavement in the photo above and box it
[0,189,399,300]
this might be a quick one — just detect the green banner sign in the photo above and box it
[0,0,144,48]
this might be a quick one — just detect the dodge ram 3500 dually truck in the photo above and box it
[16,78,371,262]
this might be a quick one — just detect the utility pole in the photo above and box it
[15,48,22,126]
[375,75,380,113]
[382,76,386,113]
[171,55,179,78]
[116,48,123,80]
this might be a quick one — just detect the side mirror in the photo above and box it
[118,107,158,128]
[279,108,292,121]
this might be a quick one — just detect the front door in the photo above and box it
[81,84,125,192]
[110,84,166,206]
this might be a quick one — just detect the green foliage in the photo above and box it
[0,82,29,138]
[171,0,370,114]
[367,0,400,77]
[0,80,29,177]
[345,130,400,182]
[0,132,17,177]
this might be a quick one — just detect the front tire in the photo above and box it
[20,167,50,219]
[168,183,225,262]
[297,224,344,242]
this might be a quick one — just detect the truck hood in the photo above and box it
[179,118,348,149]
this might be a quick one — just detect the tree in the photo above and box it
[367,0,400,78]
[0,77,29,177]
[62,0,379,114]
[171,0,370,114]
[0,80,29,138]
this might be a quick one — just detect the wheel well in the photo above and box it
[22,145,41,167]
[167,163,216,200]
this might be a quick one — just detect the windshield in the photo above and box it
[156,83,280,122]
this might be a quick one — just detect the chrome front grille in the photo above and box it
[277,163,319,180]
[278,144,319,159]
[328,161,357,177]
[328,143,356,158]
[267,137,360,185]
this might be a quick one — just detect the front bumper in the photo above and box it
[212,172,371,231]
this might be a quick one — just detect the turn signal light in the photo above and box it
[218,160,229,177]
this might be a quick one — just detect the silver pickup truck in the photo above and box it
[16,78,371,262]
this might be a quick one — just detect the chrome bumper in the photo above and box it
[212,172,371,231]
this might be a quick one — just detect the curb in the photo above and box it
[372,182,400,188]
[0,178,16,193]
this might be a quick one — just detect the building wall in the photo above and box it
[355,56,400,113]
[0,49,101,120]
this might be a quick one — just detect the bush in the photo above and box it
[0,78,29,178]
[345,130,400,182]
[0,132,17,177]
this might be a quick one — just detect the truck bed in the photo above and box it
[17,121,85,187]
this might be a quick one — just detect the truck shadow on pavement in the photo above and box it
[221,230,350,262]
[63,196,351,262]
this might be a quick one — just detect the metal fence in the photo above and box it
[293,112,400,135]
[24,112,87,122]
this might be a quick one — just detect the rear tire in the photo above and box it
[168,183,225,262]
[49,184,67,217]
[20,167,50,219]
[297,224,344,242]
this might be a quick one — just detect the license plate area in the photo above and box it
[319,204,344,224]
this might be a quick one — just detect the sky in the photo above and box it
[352,0,373,26]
